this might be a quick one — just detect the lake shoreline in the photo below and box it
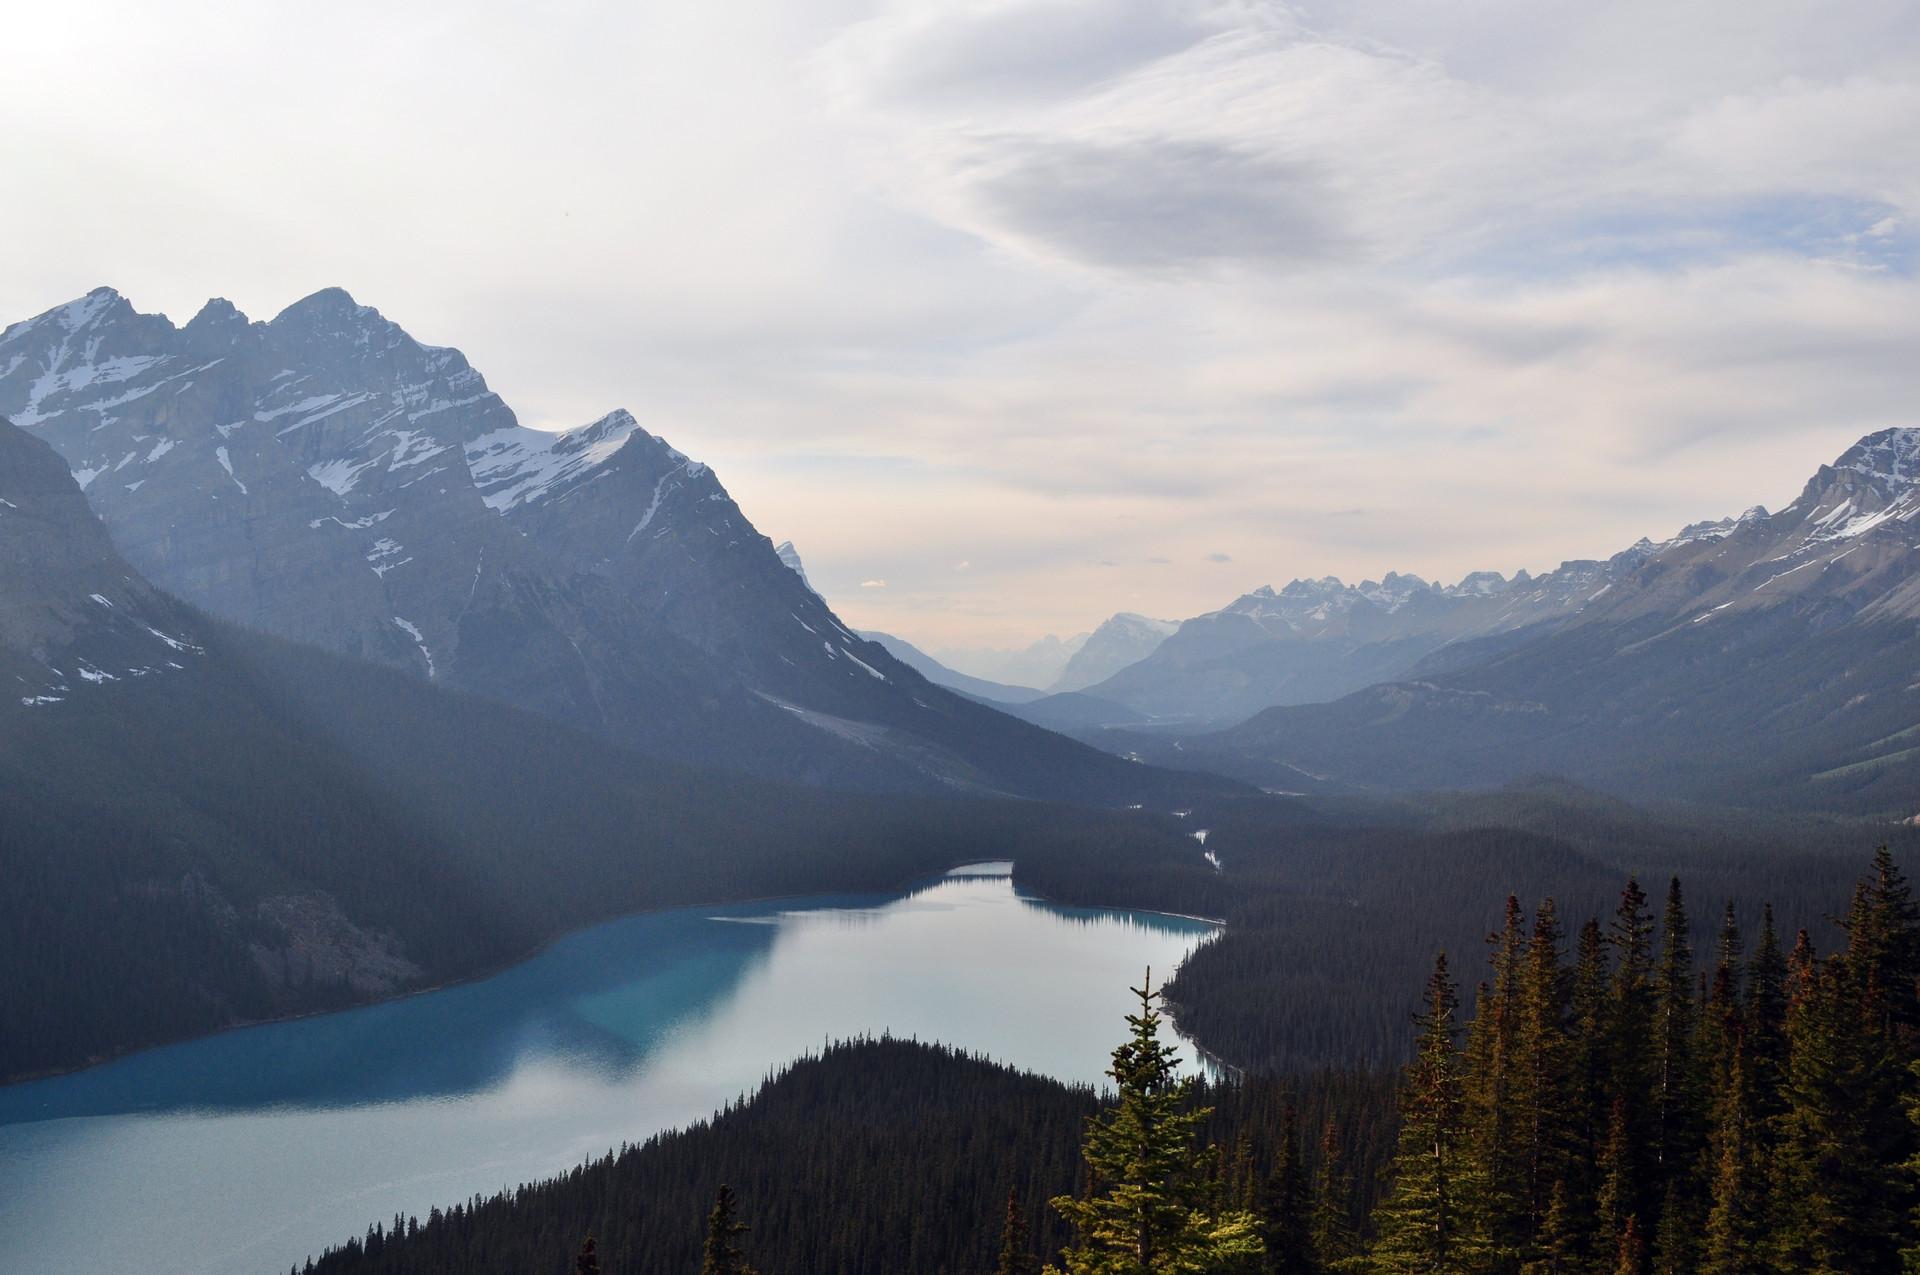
[2,858,1223,1093]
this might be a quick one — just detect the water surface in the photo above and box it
[0,864,1215,1275]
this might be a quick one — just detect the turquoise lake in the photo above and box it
[0,864,1217,1275]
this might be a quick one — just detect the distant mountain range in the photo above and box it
[1093,429,1920,814]
[0,287,1213,805]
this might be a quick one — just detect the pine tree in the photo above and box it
[1511,898,1572,1254]
[1606,880,1658,1235]
[1563,918,1612,1246]
[998,1188,1040,1275]
[1464,897,1529,1271]
[1771,939,1904,1275]
[1263,1104,1316,1274]
[1648,879,1702,1269]
[1611,1215,1646,1275]
[1700,1035,1765,1275]
[1049,971,1263,1275]
[1369,954,1490,1274]
[1310,1119,1361,1274]
[1519,1182,1577,1275]
[700,1185,757,1275]
[1744,907,1788,1121]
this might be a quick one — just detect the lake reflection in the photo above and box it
[0,864,1215,1275]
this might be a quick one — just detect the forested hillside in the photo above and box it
[304,845,1920,1275]
[0,619,1207,1081]
[1019,782,1918,1073]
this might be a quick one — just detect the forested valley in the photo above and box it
[304,844,1920,1275]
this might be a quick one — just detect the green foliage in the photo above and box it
[700,1185,756,1275]
[1367,954,1492,1274]
[1050,973,1264,1275]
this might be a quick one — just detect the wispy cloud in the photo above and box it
[4,0,1917,649]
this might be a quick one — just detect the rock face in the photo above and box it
[0,288,1193,801]
[0,417,204,706]
[1117,429,1920,812]
[1050,613,1177,693]
[1083,523,1774,725]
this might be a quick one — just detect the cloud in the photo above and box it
[1206,552,1233,563]
[962,136,1352,270]
[4,0,1918,649]
[861,579,888,589]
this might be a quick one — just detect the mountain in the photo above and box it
[1049,612,1177,693]
[858,630,1048,704]
[0,287,1217,804]
[773,540,816,593]
[1114,430,1920,813]
[0,419,206,706]
[0,414,1226,1080]
[1082,523,1765,726]
[933,630,1089,690]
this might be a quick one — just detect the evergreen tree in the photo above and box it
[1310,1119,1361,1275]
[998,1188,1040,1275]
[1511,898,1573,1251]
[1745,906,1788,1124]
[1700,1037,1765,1275]
[1611,1215,1646,1275]
[1263,1104,1316,1274]
[1464,897,1529,1271]
[1369,954,1490,1274]
[700,1185,756,1275]
[1050,972,1264,1275]
[1606,880,1657,1231]
[1648,879,1702,1268]
[1520,1182,1577,1275]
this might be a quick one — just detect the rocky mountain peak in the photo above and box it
[1833,427,1920,491]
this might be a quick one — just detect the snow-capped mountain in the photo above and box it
[773,541,816,594]
[1050,613,1177,693]
[1116,429,1920,813]
[1082,516,1783,724]
[0,287,1207,803]
[0,417,204,707]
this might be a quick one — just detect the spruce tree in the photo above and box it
[1263,1104,1316,1274]
[700,1185,757,1275]
[998,1188,1040,1275]
[1369,954,1490,1274]
[1700,1036,1765,1275]
[1606,880,1658,1233]
[1049,972,1263,1275]
[1310,1119,1361,1274]
[1648,879,1702,1269]
[1511,898,1572,1253]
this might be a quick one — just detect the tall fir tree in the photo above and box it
[1369,954,1491,1275]
[1049,972,1263,1275]
[1310,1118,1361,1275]
[1606,879,1658,1236]
[998,1188,1041,1275]
[1648,879,1703,1271]
[1263,1104,1316,1275]
[1511,898,1573,1255]
[700,1185,757,1275]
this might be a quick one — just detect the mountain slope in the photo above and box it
[1050,612,1177,693]
[859,630,1048,704]
[0,416,1222,1080]
[0,288,1219,803]
[1122,430,1920,813]
[1083,538,1743,727]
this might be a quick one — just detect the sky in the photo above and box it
[4,1,1918,656]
